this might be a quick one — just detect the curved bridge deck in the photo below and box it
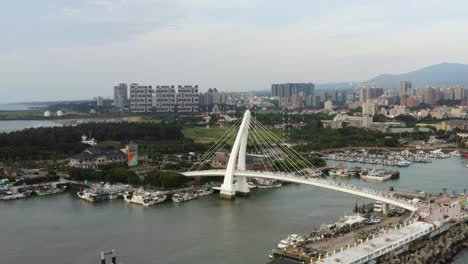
[183,169,419,212]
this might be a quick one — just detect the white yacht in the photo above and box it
[0,190,32,200]
[329,168,350,177]
[247,181,258,189]
[102,183,127,200]
[360,169,392,182]
[171,192,197,203]
[77,189,108,202]
[195,188,214,197]
[256,179,282,189]
[276,234,305,249]
[124,192,158,207]
[396,160,411,167]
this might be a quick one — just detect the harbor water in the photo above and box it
[0,157,467,264]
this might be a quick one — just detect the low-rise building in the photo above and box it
[211,148,229,169]
[3,167,22,177]
[324,100,333,111]
[439,120,468,131]
[69,147,127,169]
[321,114,371,129]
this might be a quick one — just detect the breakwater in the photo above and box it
[379,222,468,264]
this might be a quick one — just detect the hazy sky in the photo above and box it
[2,0,468,102]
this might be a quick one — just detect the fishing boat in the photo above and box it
[0,190,32,200]
[463,154,468,159]
[34,185,67,196]
[77,189,108,202]
[256,179,282,188]
[171,192,197,203]
[276,234,305,249]
[194,188,214,197]
[396,160,411,167]
[152,193,167,204]
[247,181,258,189]
[102,184,127,199]
[360,169,392,182]
[329,168,350,177]
[124,192,162,207]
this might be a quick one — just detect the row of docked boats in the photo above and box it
[324,149,454,167]
[76,185,215,206]
[247,179,282,189]
[327,167,395,182]
[0,184,67,201]
[124,190,167,206]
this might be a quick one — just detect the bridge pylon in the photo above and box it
[219,110,251,199]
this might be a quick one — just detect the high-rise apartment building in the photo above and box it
[177,85,199,112]
[346,92,356,102]
[442,88,454,100]
[271,83,315,108]
[199,88,229,111]
[330,90,338,102]
[319,91,327,102]
[113,83,128,109]
[96,96,104,107]
[423,86,438,105]
[360,86,383,102]
[399,81,412,97]
[154,85,176,112]
[454,86,465,100]
[324,100,333,111]
[130,83,153,112]
[362,100,377,116]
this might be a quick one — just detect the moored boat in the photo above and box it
[34,185,67,196]
[329,168,350,177]
[77,189,108,202]
[360,169,392,182]
[124,192,161,207]
[195,188,214,197]
[0,190,32,200]
[171,192,197,203]
[247,181,258,189]
[256,179,282,188]
[396,160,411,167]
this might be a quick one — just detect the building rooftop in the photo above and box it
[70,148,126,160]
[322,221,434,264]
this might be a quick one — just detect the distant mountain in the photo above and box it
[316,63,468,90]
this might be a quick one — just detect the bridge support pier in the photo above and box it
[219,188,236,200]
[382,203,390,216]
[220,110,251,200]
[234,176,250,196]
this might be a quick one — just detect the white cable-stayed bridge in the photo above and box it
[182,110,419,212]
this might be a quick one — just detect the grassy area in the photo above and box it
[183,126,229,144]
[98,140,123,149]
[0,110,43,118]
[137,116,162,123]
[183,126,284,144]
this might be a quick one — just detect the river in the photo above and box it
[0,103,60,133]
[0,158,467,264]
[0,120,61,133]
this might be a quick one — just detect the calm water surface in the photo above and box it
[0,120,61,133]
[0,158,467,264]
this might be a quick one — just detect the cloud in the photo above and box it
[1,0,468,102]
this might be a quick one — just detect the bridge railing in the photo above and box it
[184,169,418,210]
[238,170,418,209]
